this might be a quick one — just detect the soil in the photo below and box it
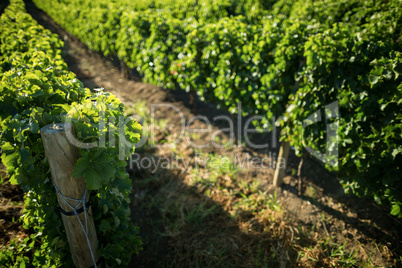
[0,163,25,247]
[1,1,401,267]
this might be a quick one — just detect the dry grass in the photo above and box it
[127,101,397,267]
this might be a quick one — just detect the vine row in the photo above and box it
[0,0,142,266]
[32,0,402,217]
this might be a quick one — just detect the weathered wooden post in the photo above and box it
[41,123,99,268]
[273,141,290,187]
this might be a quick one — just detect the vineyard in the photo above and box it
[0,0,401,267]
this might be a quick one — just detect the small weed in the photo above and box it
[267,191,281,212]
[238,179,250,190]
[321,212,326,222]
[125,100,173,152]
[212,133,230,147]
[184,203,217,225]
[298,237,360,267]
[249,180,261,194]
[305,185,319,198]
[190,153,238,185]
[325,241,358,267]
[190,133,201,141]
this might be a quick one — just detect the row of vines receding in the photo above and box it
[0,0,142,266]
[33,0,402,218]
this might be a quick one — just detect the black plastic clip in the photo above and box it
[58,200,91,216]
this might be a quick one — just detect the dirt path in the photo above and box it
[0,163,25,248]
[2,1,400,267]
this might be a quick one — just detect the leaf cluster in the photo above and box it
[0,0,142,266]
[32,0,402,218]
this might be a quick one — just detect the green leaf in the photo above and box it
[99,219,111,232]
[1,142,15,153]
[85,168,106,190]
[2,151,19,174]
[100,243,124,259]
[72,157,90,179]
[391,148,400,160]
[390,204,400,217]
[343,139,353,144]
[73,149,116,189]
[19,148,35,166]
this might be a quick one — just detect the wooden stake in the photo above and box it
[297,154,305,196]
[120,59,129,79]
[231,113,238,146]
[41,123,99,268]
[273,141,290,187]
[272,58,302,188]
[189,89,197,114]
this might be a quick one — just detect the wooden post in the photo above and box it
[189,89,197,114]
[272,59,303,187]
[297,154,305,196]
[41,123,99,268]
[120,59,129,79]
[273,141,290,187]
